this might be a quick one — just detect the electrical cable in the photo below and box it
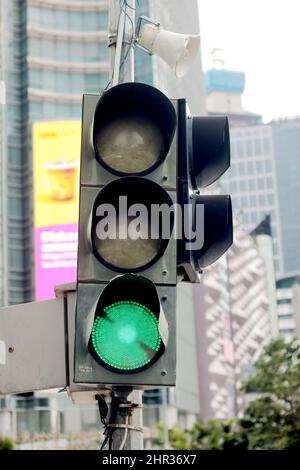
[101,1,124,92]
[124,0,139,10]
[100,431,109,450]
[96,394,108,425]
[96,394,109,450]
[99,391,121,450]
[119,0,135,75]
[118,415,129,450]
[101,1,137,92]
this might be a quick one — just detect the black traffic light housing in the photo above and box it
[177,101,233,281]
[74,82,233,388]
[74,83,178,388]
[190,116,230,189]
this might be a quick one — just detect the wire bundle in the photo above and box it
[103,0,138,91]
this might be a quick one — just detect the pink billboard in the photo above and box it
[33,121,81,300]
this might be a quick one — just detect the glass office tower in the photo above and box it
[0,0,29,306]
[0,0,152,306]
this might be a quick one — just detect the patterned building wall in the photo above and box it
[228,222,272,414]
[196,220,272,420]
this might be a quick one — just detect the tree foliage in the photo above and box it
[240,337,300,449]
[165,337,300,450]
[169,419,248,450]
[0,435,14,451]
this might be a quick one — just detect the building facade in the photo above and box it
[276,276,300,342]
[222,123,283,276]
[206,68,300,281]
[195,221,273,420]
[0,0,111,306]
[251,216,278,336]
[221,119,300,339]
[1,0,30,306]
[222,119,300,282]
[205,67,300,340]
[205,68,261,127]
[0,0,156,307]
[271,118,300,278]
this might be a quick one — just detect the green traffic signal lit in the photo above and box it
[90,300,162,373]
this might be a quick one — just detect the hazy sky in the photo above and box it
[198,0,300,122]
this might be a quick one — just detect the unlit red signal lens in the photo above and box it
[95,115,164,174]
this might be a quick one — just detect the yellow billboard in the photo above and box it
[33,121,81,227]
[33,121,81,300]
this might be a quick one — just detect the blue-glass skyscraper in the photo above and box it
[0,0,153,306]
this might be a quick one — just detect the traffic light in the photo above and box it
[74,83,177,387]
[177,102,233,282]
[74,82,233,389]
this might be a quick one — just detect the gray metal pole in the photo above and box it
[0,0,8,306]
[122,0,135,83]
[106,0,143,451]
[128,390,143,450]
[109,389,143,450]
[108,0,135,85]
[162,388,169,449]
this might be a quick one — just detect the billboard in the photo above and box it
[33,121,81,300]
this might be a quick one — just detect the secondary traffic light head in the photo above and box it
[190,116,230,188]
[191,194,232,268]
[177,105,233,281]
[75,83,177,388]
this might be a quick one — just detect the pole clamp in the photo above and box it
[108,424,144,433]
[108,33,134,47]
